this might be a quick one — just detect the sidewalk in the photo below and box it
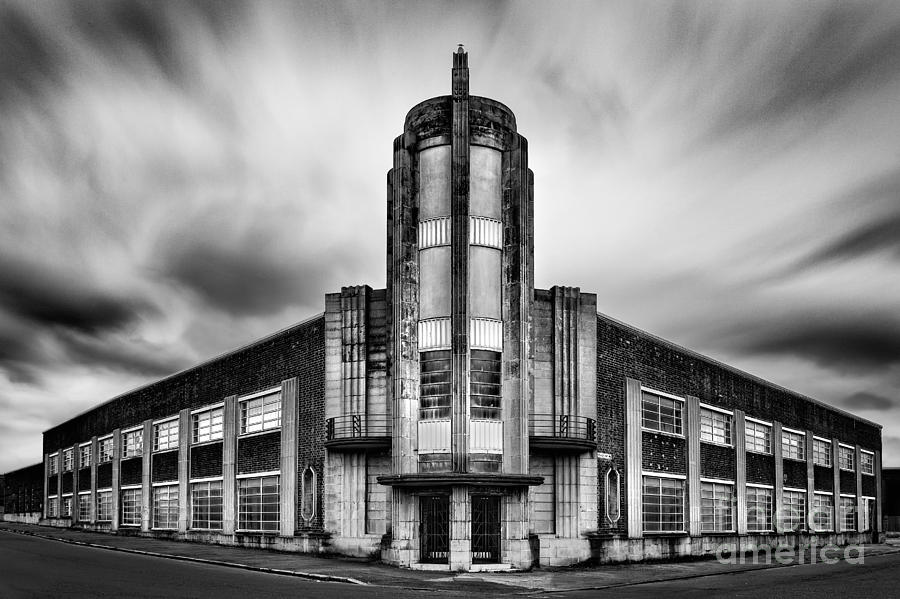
[2,522,897,593]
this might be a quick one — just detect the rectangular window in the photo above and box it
[419,350,451,420]
[700,481,734,532]
[839,445,855,471]
[47,497,59,518]
[240,392,282,435]
[192,407,224,444]
[781,490,806,531]
[96,490,113,522]
[861,498,874,532]
[840,496,857,532]
[122,429,143,459]
[191,480,224,530]
[63,448,74,472]
[470,349,502,419]
[152,484,179,529]
[745,420,771,454]
[782,430,805,461]
[153,419,179,452]
[61,496,72,517]
[79,444,92,468]
[860,451,874,475]
[121,488,142,526]
[98,437,113,463]
[641,391,683,436]
[641,475,685,532]
[699,408,732,445]
[238,475,280,532]
[78,493,91,521]
[812,494,834,531]
[746,486,773,532]
[48,454,59,475]
[812,438,832,467]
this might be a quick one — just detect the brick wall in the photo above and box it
[596,312,881,533]
[61,472,73,494]
[641,432,686,474]
[862,476,876,497]
[151,451,178,482]
[120,458,142,486]
[1,463,44,514]
[840,470,857,494]
[700,443,735,480]
[97,464,112,489]
[190,443,223,479]
[77,468,91,491]
[814,466,833,491]
[237,432,280,475]
[783,460,807,488]
[746,453,774,484]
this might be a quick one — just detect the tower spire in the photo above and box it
[452,45,468,97]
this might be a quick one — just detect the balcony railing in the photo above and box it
[325,413,391,450]
[529,414,596,452]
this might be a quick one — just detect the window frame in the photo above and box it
[79,443,92,469]
[152,483,179,530]
[237,473,281,532]
[48,453,59,476]
[812,492,834,532]
[190,478,224,530]
[860,450,874,475]
[47,496,59,518]
[153,418,179,452]
[61,494,73,517]
[840,495,857,532]
[745,418,772,454]
[746,484,774,532]
[62,448,74,472]
[812,437,832,467]
[700,479,735,533]
[98,436,113,463]
[238,389,282,436]
[838,444,855,471]
[640,388,685,437]
[96,489,113,522]
[192,404,224,444]
[78,492,92,522]
[641,472,686,534]
[120,487,142,526]
[781,488,807,532]
[122,427,144,459]
[781,429,806,461]
[699,404,733,446]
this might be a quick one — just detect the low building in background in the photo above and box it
[884,468,900,533]
[1,463,44,524]
[6,49,886,571]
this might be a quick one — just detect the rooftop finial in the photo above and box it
[457,44,465,53]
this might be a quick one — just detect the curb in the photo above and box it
[0,527,367,586]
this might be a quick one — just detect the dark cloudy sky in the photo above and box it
[2,0,899,472]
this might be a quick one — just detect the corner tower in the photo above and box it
[382,47,539,569]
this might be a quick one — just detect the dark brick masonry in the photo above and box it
[77,468,91,492]
[97,463,112,489]
[641,432,686,474]
[1,463,44,515]
[151,451,178,483]
[746,452,774,485]
[237,432,280,475]
[841,470,857,494]
[190,442,223,479]
[61,472,73,494]
[700,443,735,480]
[783,459,807,489]
[814,466,834,491]
[120,458,142,486]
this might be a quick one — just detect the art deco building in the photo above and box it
[20,49,884,571]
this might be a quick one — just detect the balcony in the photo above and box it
[325,414,391,451]
[529,414,596,452]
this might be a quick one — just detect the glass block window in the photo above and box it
[48,454,59,475]
[840,496,857,532]
[700,481,734,532]
[746,486,773,532]
[153,419,179,452]
[47,497,59,518]
[193,407,224,444]
[781,430,805,461]
[839,446,855,471]
[300,467,317,524]
[812,494,834,531]
[63,448,74,472]
[745,420,771,454]
[61,496,72,517]
[152,484,179,529]
[78,493,91,521]
[238,475,280,532]
[191,481,224,530]
[781,490,806,531]
[122,429,143,459]
[470,349,501,419]
[98,438,113,463]
[861,451,874,475]
[96,490,113,522]
[240,392,282,435]
[642,475,685,532]
[121,488,142,526]
[699,408,732,445]
[419,350,451,420]
[812,438,832,467]
[641,391,683,435]
[79,444,92,468]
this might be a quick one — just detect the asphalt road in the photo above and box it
[555,549,900,599]
[0,532,476,599]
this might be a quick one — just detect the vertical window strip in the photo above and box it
[240,392,282,435]
[120,488,142,526]
[48,454,59,475]
[839,446,855,471]
[781,431,805,461]
[812,439,832,467]
[860,452,874,475]
[78,493,92,521]
[418,217,451,248]
[122,429,144,459]
[152,484,179,529]
[96,491,113,522]
[641,391,683,436]
[812,494,834,531]
[700,482,734,532]
[699,409,733,445]
[191,481,224,530]
[63,448,74,472]
[745,421,771,453]
[746,487,773,531]
[840,496,857,532]
[153,419,179,452]
[781,490,806,531]
[79,444,92,468]
[193,407,224,444]
[98,438,113,463]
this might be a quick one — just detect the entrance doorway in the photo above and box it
[471,495,501,563]
[420,495,449,563]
